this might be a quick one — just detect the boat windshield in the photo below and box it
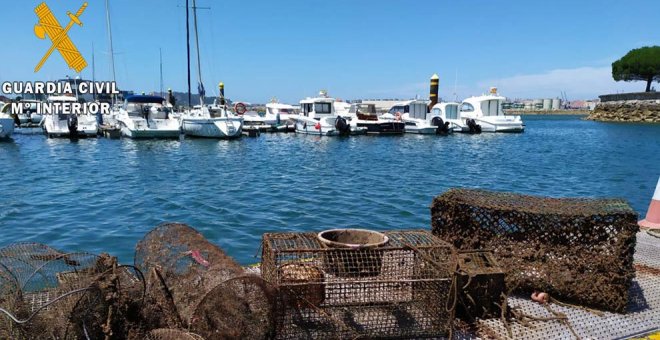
[314,102,332,114]
[388,105,407,115]
[481,100,502,116]
[268,107,294,115]
[125,102,169,117]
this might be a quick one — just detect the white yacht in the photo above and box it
[459,88,524,133]
[0,106,14,139]
[42,96,98,138]
[429,102,463,133]
[264,101,297,131]
[179,0,243,139]
[181,102,243,139]
[295,91,366,136]
[1,100,41,126]
[388,99,451,135]
[348,103,405,135]
[116,95,181,138]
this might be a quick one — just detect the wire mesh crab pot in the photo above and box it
[431,188,639,313]
[134,222,274,339]
[456,250,505,320]
[0,243,133,339]
[262,229,456,339]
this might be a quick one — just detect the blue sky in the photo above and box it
[1,0,659,103]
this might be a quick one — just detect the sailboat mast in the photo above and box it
[186,0,192,107]
[159,48,163,96]
[92,43,96,101]
[192,0,204,106]
[105,0,116,103]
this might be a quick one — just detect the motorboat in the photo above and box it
[348,103,405,135]
[429,102,462,133]
[42,96,98,138]
[294,91,366,136]
[459,88,524,133]
[387,99,452,135]
[116,95,181,138]
[0,105,14,139]
[264,100,297,131]
[179,0,243,139]
[1,99,41,126]
[181,102,243,139]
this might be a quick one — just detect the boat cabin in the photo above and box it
[349,103,377,121]
[123,95,170,119]
[299,97,335,119]
[388,100,430,120]
[431,103,460,120]
[461,89,506,117]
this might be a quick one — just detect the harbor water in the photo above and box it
[1,115,658,265]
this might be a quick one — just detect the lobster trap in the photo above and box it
[0,243,143,339]
[135,222,274,339]
[431,188,639,313]
[261,230,456,339]
[456,250,505,320]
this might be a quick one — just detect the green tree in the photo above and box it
[612,46,660,92]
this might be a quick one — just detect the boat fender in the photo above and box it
[276,112,281,125]
[314,122,321,130]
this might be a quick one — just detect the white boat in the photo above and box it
[264,101,297,131]
[0,105,14,139]
[179,0,243,139]
[181,103,243,139]
[295,91,366,136]
[459,88,524,133]
[43,96,98,138]
[387,99,452,135]
[429,102,463,133]
[347,103,405,135]
[116,95,181,138]
[2,100,41,125]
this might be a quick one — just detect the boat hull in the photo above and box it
[357,121,405,135]
[0,118,14,139]
[294,121,366,136]
[182,118,242,138]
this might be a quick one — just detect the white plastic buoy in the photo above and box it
[639,177,660,229]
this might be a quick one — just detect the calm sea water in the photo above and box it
[1,115,658,265]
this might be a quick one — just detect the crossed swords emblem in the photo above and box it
[33,2,88,73]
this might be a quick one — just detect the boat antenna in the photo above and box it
[453,69,458,102]
[186,0,192,107]
[105,0,116,104]
[192,0,205,107]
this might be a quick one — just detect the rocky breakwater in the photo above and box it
[588,100,660,123]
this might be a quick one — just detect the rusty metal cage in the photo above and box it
[456,250,506,320]
[261,230,456,339]
[431,188,639,313]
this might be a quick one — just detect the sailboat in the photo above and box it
[180,0,243,138]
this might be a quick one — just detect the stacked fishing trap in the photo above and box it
[431,188,639,312]
[134,222,275,339]
[0,242,144,339]
[261,229,456,339]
